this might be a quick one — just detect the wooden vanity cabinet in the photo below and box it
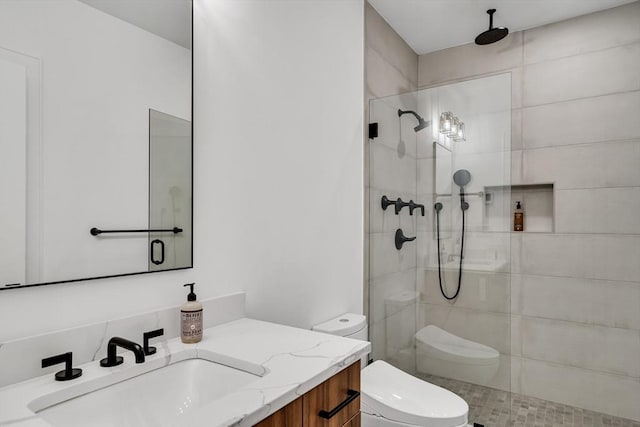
[254,361,361,427]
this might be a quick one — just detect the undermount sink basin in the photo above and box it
[35,359,261,427]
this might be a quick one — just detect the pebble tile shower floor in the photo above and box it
[417,373,640,427]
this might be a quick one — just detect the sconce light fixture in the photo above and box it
[439,112,466,142]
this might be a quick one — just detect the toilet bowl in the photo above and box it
[313,314,468,427]
[415,325,499,385]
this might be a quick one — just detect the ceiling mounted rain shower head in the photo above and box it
[398,109,431,133]
[475,9,509,45]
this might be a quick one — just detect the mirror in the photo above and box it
[0,0,193,289]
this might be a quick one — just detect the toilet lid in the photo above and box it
[415,325,499,366]
[361,361,468,427]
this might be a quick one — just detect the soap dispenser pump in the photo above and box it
[514,201,524,232]
[181,283,203,343]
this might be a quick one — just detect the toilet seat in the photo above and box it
[361,361,468,427]
[415,325,499,366]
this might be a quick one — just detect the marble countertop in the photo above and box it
[0,318,370,427]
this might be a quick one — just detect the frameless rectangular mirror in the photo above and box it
[0,0,193,289]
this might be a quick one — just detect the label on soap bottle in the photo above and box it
[181,309,203,341]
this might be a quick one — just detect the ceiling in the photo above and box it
[78,0,192,49]
[367,0,637,55]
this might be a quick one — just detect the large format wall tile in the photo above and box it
[523,43,640,106]
[522,139,640,189]
[369,268,417,324]
[556,187,640,234]
[519,358,640,421]
[522,317,640,377]
[419,269,510,314]
[365,3,417,87]
[369,142,417,194]
[519,233,640,282]
[523,1,640,64]
[513,274,640,330]
[369,231,417,278]
[522,91,640,149]
[418,32,523,88]
[367,47,417,100]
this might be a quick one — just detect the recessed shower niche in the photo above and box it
[484,184,555,233]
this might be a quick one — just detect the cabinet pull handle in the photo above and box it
[318,389,360,419]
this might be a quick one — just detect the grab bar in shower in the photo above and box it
[90,227,183,236]
[435,191,484,198]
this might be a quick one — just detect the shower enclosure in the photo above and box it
[367,73,512,425]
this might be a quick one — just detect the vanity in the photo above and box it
[0,294,369,427]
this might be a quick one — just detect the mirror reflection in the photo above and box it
[0,0,193,289]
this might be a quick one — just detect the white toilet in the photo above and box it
[415,325,500,385]
[313,314,468,427]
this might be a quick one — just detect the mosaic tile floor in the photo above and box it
[417,373,640,427]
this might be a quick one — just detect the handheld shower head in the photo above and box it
[453,169,471,188]
[398,109,431,133]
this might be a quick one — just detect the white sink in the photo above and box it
[35,359,261,427]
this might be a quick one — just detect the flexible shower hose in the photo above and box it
[435,204,465,300]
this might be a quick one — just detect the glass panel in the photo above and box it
[368,73,511,426]
[148,110,192,271]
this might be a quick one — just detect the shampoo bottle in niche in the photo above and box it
[181,283,202,343]
[514,201,524,232]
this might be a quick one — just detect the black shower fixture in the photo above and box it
[475,9,509,45]
[398,109,431,132]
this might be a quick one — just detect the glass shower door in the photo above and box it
[368,73,512,426]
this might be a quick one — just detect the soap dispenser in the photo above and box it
[514,201,524,232]
[181,283,203,343]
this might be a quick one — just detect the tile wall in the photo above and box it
[417,1,640,420]
[365,3,419,368]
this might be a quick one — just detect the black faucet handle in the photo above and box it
[408,201,426,216]
[394,198,410,215]
[42,352,83,381]
[143,328,164,355]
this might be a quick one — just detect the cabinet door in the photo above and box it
[343,413,361,427]
[254,397,303,427]
[303,361,360,427]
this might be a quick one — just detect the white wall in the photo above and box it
[0,0,364,342]
[195,0,365,329]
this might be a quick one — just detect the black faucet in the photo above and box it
[100,337,146,367]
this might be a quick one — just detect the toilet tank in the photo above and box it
[312,313,368,341]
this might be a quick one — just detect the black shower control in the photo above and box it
[395,229,416,250]
[381,196,412,215]
[408,200,425,216]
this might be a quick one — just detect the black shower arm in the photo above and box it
[397,109,423,121]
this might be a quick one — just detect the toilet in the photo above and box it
[415,325,500,385]
[313,314,468,427]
